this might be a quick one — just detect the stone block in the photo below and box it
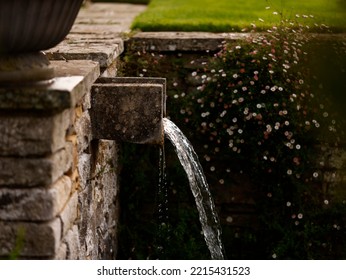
[59,191,78,237]
[0,176,72,221]
[90,77,166,145]
[0,60,99,111]
[0,109,70,156]
[0,143,72,187]
[75,110,92,154]
[64,225,80,260]
[54,243,67,260]
[47,38,123,68]
[129,32,250,52]
[0,218,61,257]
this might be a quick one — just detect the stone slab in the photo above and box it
[90,78,166,145]
[129,32,251,52]
[0,143,72,187]
[59,190,78,237]
[54,243,67,260]
[0,60,99,111]
[76,3,146,30]
[0,218,61,257]
[64,225,80,260]
[0,176,72,221]
[46,38,123,68]
[0,109,70,157]
[46,3,147,68]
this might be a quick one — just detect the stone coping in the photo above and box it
[0,60,99,111]
[46,3,147,68]
[129,31,346,52]
[129,32,252,52]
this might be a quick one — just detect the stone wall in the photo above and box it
[0,60,120,259]
[0,2,145,260]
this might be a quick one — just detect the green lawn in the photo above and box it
[132,0,346,32]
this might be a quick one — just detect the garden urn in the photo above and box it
[0,0,84,83]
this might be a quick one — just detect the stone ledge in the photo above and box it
[46,3,147,68]
[46,37,123,69]
[128,32,346,52]
[0,60,99,111]
[128,32,251,52]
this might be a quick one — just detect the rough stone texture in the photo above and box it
[91,78,165,145]
[0,109,70,157]
[54,243,67,260]
[0,218,61,257]
[64,225,81,260]
[0,176,72,221]
[0,143,72,187]
[46,3,147,69]
[47,36,123,69]
[129,32,251,52]
[0,60,99,112]
[77,139,119,259]
[59,191,78,237]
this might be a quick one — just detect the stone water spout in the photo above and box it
[90,77,166,145]
[90,77,225,259]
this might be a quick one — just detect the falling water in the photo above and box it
[163,118,225,260]
[156,146,169,257]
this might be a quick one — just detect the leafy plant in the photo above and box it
[182,19,346,259]
[119,11,346,259]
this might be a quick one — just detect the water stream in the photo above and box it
[163,118,225,260]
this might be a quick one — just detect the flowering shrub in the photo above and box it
[182,21,346,258]
[119,16,346,259]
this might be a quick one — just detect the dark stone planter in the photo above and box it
[0,0,83,83]
[0,0,83,53]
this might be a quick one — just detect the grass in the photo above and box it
[132,0,346,32]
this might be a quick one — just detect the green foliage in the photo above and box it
[132,0,346,32]
[119,13,346,259]
[180,22,346,259]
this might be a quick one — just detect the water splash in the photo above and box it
[163,118,225,260]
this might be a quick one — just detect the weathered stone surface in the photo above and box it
[76,110,92,154]
[64,225,80,260]
[47,38,123,68]
[90,78,166,145]
[78,140,119,259]
[129,32,251,52]
[54,243,67,260]
[0,60,99,111]
[59,191,78,237]
[0,176,72,221]
[46,3,147,68]
[0,143,72,187]
[0,218,61,257]
[0,109,70,156]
